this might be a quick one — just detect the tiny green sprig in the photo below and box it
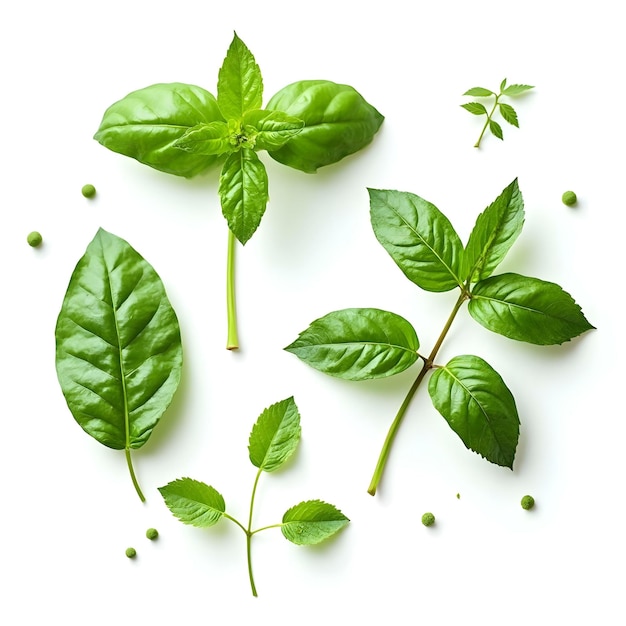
[158,397,349,597]
[461,79,534,148]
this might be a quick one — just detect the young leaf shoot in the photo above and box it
[286,180,594,496]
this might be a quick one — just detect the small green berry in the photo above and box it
[27,231,43,247]
[125,547,137,558]
[146,528,159,540]
[421,512,436,527]
[561,190,577,206]
[81,183,96,198]
[521,495,535,510]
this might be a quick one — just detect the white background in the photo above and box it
[1,1,623,623]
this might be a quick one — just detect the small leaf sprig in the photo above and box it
[461,79,534,147]
[286,179,594,496]
[159,397,349,596]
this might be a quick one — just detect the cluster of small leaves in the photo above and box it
[461,79,534,147]
[286,180,593,494]
[159,397,349,596]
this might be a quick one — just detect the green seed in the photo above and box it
[561,190,577,206]
[521,495,535,510]
[81,184,96,198]
[125,547,137,558]
[421,512,436,527]
[27,231,43,247]
[146,528,159,540]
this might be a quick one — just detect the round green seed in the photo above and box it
[27,231,43,247]
[81,184,96,198]
[146,528,159,540]
[421,512,436,527]
[125,547,137,558]
[561,190,577,206]
[521,495,535,510]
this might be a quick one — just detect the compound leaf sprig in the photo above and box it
[461,79,534,147]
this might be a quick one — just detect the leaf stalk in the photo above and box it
[125,447,145,502]
[474,96,499,148]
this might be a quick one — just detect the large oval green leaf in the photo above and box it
[55,228,183,499]
[266,80,384,173]
[469,273,595,345]
[428,355,519,468]
[281,500,349,545]
[94,82,225,177]
[285,308,419,381]
[369,188,464,292]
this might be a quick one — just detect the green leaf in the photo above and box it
[489,119,503,140]
[281,500,349,545]
[499,78,507,91]
[174,120,232,156]
[462,179,525,283]
[55,228,182,451]
[94,83,225,177]
[502,84,534,96]
[219,148,269,244]
[159,478,226,528]
[217,33,263,120]
[266,80,384,173]
[499,102,519,127]
[249,397,301,472]
[468,273,595,345]
[428,355,519,469]
[285,308,419,381]
[242,109,305,151]
[369,188,464,292]
[463,87,493,97]
[461,102,488,116]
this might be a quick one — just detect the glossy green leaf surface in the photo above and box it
[242,109,304,151]
[469,273,595,345]
[94,83,225,177]
[249,397,301,472]
[174,120,231,156]
[266,80,384,173]
[217,32,263,120]
[159,479,226,528]
[219,148,269,244]
[428,355,519,468]
[281,500,350,545]
[462,179,525,283]
[55,228,183,451]
[285,308,419,381]
[369,188,464,292]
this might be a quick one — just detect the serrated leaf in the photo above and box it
[281,500,349,545]
[499,102,519,127]
[461,102,488,116]
[462,179,525,283]
[468,273,595,345]
[217,32,263,119]
[369,188,464,292]
[219,148,268,244]
[502,84,534,96]
[249,397,301,472]
[285,308,419,381]
[243,109,304,151]
[159,478,226,528]
[174,121,231,156]
[428,355,519,468]
[463,87,494,97]
[489,119,503,140]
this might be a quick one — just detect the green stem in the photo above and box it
[367,291,469,496]
[246,469,263,597]
[226,228,239,351]
[125,448,145,502]
[474,95,500,148]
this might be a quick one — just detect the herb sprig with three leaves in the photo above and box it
[159,397,349,596]
[461,79,534,147]
[286,179,594,495]
[95,32,383,350]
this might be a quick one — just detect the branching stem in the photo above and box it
[474,95,500,148]
[367,291,469,495]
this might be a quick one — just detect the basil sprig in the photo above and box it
[95,32,383,350]
[286,179,594,495]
